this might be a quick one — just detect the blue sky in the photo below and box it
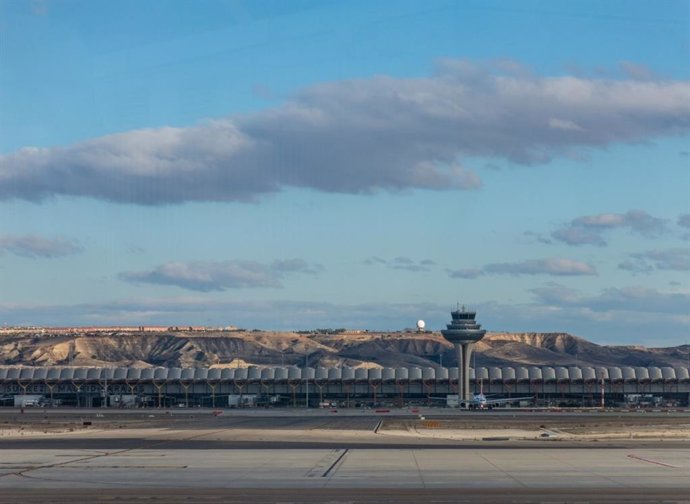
[0,0,688,345]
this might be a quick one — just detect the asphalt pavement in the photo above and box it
[1,408,690,503]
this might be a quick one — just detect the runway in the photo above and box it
[1,409,689,502]
[1,447,690,502]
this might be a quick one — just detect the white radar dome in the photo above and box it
[416,320,426,330]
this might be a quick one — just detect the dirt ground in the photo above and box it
[2,408,690,441]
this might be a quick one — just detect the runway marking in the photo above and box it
[0,449,133,480]
[477,452,529,488]
[410,450,427,489]
[0,425,230,482]
[626,454,678,468]
[321,449,349,478]
[305,449,347,478]
[373,419,383,433]
[0,425,235,487]
[55,465,188,469]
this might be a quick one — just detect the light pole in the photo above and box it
[304,346,309,409]
[103,370,108,408]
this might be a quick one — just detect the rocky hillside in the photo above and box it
[0,329,688,369]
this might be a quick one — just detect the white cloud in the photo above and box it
[619,248,690,273]
[619,62,657,81]
[449,257,597,278]
[548,118,584,131]
[120,259,322,292]
[551,210,666,246]
[678,214,690,229]
[365,256,436,272]
[551,227,607,247]
[484,258,597,276]
[0,234,82,258]
[447,268,483,279]
[1,60,689,205]
[618,258,654,274]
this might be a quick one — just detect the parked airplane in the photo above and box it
[464,381,533,409]
[433,391,533,409]
[464,392,534,409]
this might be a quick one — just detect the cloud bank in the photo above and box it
[0,234,82,258]
[2,60,689,205]
[0,298,445,333]
[479,283,690,344]
[530,283,690,317]
[2,291,688,345]
[120,259,321,292]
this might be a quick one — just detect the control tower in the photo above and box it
[441,304,486,406]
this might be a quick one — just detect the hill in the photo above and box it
[1,329,688,369]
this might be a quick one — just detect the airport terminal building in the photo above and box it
[2,365,690,408]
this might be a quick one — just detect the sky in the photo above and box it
[0,0,689,346]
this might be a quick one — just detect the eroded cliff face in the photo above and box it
[486,333,584,351]
[1,330,688,368]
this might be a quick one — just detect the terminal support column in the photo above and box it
[463,343,474,404]
[456,342,475,406]
[456,344,463,405]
